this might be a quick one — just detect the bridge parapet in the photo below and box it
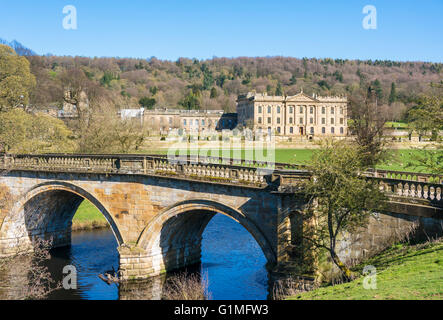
[0,153,285,188]
[1,153,441,205]
[375,177,442,207]
[367,168,443,184]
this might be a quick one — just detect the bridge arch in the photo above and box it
[137,199,276,268]
[1,181,124,249]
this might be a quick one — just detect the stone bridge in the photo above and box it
[0,153,442,281]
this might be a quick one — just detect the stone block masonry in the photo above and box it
[0,153,441,281]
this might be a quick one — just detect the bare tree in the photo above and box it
[348,87,387,166]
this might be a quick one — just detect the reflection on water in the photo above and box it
[46,229,119,300]
[0,214,268,300]
[202,214,268,300]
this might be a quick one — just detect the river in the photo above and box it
[13,214,268,300]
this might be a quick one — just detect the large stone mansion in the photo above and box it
[236,91,348,137]
[58,89,348,137]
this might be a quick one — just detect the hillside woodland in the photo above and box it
[4,38,437,122]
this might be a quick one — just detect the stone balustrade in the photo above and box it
[1,153,442,205]
[0,153,271,188]
[375,177,442,203]
[368,168,443,184]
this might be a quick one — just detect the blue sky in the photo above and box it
[0,0,442,61]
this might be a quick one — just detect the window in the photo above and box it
[299,106,303,113]
[322,107,325,114]
[310,106,314,114]
[310,127,314,134]
[340,107,344,115]
[340,127,344,134]
[201,119,205,126]
[267,117,271,124]
[331,127,335,134]
[277,118,281,124]
[169,117,173,125]
[322,118,326,124]
[289,117,293,124]
[322,127,326,134]
[289,106,294,113]
[183,119,187,126]
[331,107,335,114]
[310,118,313,124]
[331,118,334,124]
[340,118,344,125]
[258,106,262,113]
[277,106,281,113]
[258,117,262,124]
[290,127,293,134]
[268,106,271,113]
[299,117,303,124]
[277,127,281,134]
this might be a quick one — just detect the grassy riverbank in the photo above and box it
[72,201,108,231]
[287,239,443,300]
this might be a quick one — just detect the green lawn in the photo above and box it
[288,240,443,300]
[149,148,439,173]
[385,121,409,129]
[72,200,106,223]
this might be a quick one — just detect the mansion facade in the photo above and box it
[236,92,348,136]
[119,108,237,134]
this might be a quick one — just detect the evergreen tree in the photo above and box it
[149,86,158,95]
[180,90,201,110]
[210,87,218,99]
[275,82,283,96]
[372,79,383,102]
[202,71,214,90]
[388,82,397,105]
[139,97,156,109]
[100,71,115,87]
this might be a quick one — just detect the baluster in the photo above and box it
[238,169,244,181]
[404,183,410,197]
[225,168,230,179]
[410,183,417,198]
[417,184,423,199]
[397,183,403,196]
[423,185,429,200]
[430,186,435,201]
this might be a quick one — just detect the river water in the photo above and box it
[24,214,268,300]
